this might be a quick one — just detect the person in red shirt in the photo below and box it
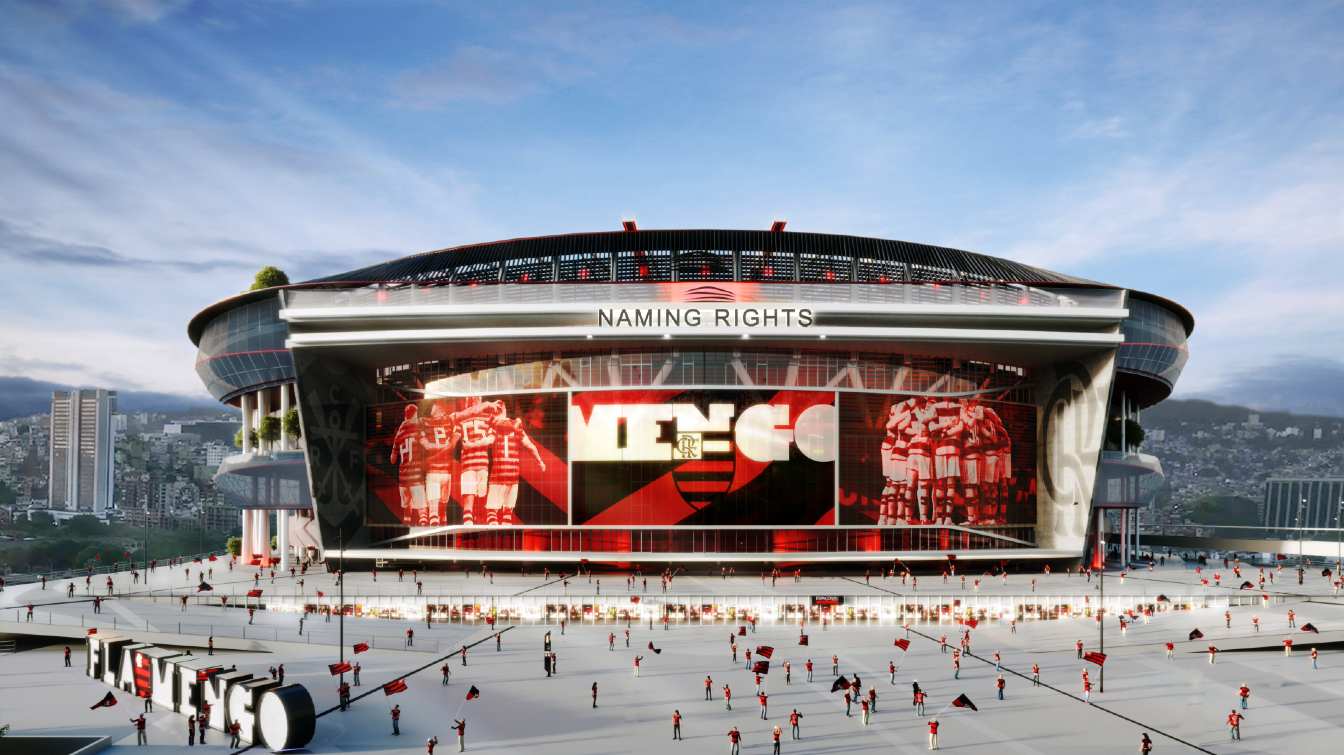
[771,724,782,755]
[426,736,439,753]
[1165,641,1175,659]
[1083,678,1093,703]
[996,674,1006,700]
[860,697,870,725]
[1031,662,1040,686]
[1287,609,1296,628]
[723,684,732,710]
[672,710,682,740]
[130,715,147,746]
[889,660,897,684]
[759,692,768,720]
[1311,647,1320,670]
[1140,732,1153,753]
[704,675,713,700]
[805,659,814,682]
[727,726,742,755]
[390,404,430,525]
[1207,645,1217,664]
[928,718,940,750]
[229,721,242,748]
[789,708,803,739]
[1238,683,1250,709]
[1076,639,1084,659]
[1227,710,1242,740]
[391,704,401,736]
[453,719,466,752]
[63,646,71,667]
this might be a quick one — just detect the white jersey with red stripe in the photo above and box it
[392,420,428,483]
[426,419,460,473]
[459,418,493,472]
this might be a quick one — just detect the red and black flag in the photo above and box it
[383,679,408,696]
[798,634,809,646]
[738,626,747,636]
[198,581,213,592]
[247,588,263,598]
[90,691,117,710]
[647,641,662,654]
[87,628,97,636]
[1156,594,1170,603]
[756,646,774,659]
[1301,623,1320,634]
[1083,651,1107,667]
[465,685,480,700]
[951,693,978,711]
[1188,628,1204,641]
[1276,553,1288,561]
[753,660,770,674]
[1322,568,1333,578]
[317,590,325,598]
[329,662,352,675]
[964,618,979,629]
[1240,581,1254,590]
[353,642,370,654]
[894,638,911,651]
[830,676,852,693]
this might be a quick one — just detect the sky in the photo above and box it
[2,0,1342,414]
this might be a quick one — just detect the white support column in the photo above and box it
[240,393,254,453]
[277,512,290,571]
[1120,509,1129,566]
[239,510,252,565]
[257,509,272,566]
[259,389,273,452]
[278,383,292,451]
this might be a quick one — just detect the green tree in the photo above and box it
[249,266,290,291]
[282,407,302,441]
[63,514,106,536]
[234,428,259,449]
[257,416,282,447]
[225,535,242,557]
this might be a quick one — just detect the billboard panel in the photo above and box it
[571,389,836,526]
[837,393,1036,526]
[366,393,568,527]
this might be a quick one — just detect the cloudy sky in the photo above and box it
[2,1,1342,413]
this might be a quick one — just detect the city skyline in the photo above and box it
[2,1,1343,416]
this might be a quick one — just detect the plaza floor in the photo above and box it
[1,561,1341,753]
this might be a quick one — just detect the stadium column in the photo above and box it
[1119,509,1128,566]
[277,512,290,571]
[240,392,254,454]
[279,383,291,452]
[257,508,271,566]
[240,509,253,567]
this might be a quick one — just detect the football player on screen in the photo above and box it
[390,404,430,526]
[485,416,546,526]
[424,402,461,527]
[456,399,503,525]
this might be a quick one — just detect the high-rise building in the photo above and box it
[48,389,117,515]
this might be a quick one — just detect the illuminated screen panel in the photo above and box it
[837,393,1037,526]
[366,393,568,527]
[570,389,837,526]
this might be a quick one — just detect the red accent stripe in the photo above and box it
[677,460,734,473]
[676,480,734,493]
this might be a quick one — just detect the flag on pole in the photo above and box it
[1240,581,1254,589]
[353,642,370,654]
[951,693,978,711]
[755,646,774,659]
[1188,628,1204,640]
[197,581,213,592]
[1083,651,1107,666]
[1301,623,1320,634]
[329,662,352,675]
[894,638,911,651]
[465,685,480,700]
[87,628,97,636]
[383,679,408,695]
[753,660,770,674]
[89,692,117,710]
[830,676,852,693]
[247,588,263,598]
[964,618,979,629]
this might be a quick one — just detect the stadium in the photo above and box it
[188,225,1191,569]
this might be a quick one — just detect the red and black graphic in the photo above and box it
[133,652,153,698]
[838,393,1036,526]
[571,389,836,526]
[367,392,567,527]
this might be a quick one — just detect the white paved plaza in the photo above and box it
[2,560,1341,753]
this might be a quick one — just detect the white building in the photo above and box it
[48,389,117,515]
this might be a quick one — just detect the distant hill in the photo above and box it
[1145,398,1343,429]
[0,376,221,421]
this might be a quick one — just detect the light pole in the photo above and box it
[338,527,345,686]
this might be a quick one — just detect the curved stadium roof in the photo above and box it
[189,229,1193,343]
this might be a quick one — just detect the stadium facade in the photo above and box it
[189,227,1191,567]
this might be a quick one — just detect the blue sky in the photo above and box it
[2,1,1342,413]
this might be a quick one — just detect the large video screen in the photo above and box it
[837,393,1036,526]
[366,393,568,527]
[571,389,836,526]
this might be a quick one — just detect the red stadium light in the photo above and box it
[622,218,638,232]
[770,220,787,232]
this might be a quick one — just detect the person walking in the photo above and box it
[860,697,870,726]
[759,691,769,720]
[805,659,813,682]
[1207,645,1218,665]
[843,690,852,717]
[996,674,1006,701]
[392,704,402,735]
[723,684,732,710]
[1311,647,1320,669]
[188,714,196,746]
[784,660,792,685]
[890,660,897,685]
[633,655,643,677]
[1287,609,1296,628]
[406,628,415,648]
[672,709,682,740]
[705,675,713,700]
[339,681,351,711]
[915,688,926,716]
[1165,641,1175,660]
[953,651,961,680]
[208,636,214,656]
[64,646,71,667]
[353,663,362,686]
[727,726,742,755]
[1083,677,1093,703]
[1227,709,1242,740]
[462,645,469,666]
[1076,639,1084,659]
[131,714,147,746]
[277,664,285,685]
[928,718,939,750]
[1140,732,1153,753]
[198,711,208,744]
[453,719,466,752]
[1032,663,1040,686]
[442,663,451,686]
[608,632,615,651]
[229,721,242,747]
[832,654,839,675]
[771,724,782,754]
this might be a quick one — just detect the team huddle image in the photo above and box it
[368,393,568,528]
[838,394,1036,527]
